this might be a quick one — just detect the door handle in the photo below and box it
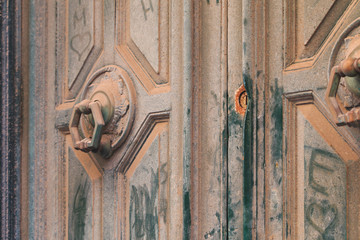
[326,34,360,126]
[69,88,114,153]
[68,65,136,159]
[326,57,360,125]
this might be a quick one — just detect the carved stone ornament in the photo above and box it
[327,18,360,126]
[79,65,136,158]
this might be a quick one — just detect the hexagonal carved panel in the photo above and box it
[130,0,159,73]
[65,0,103,98]
[285,0,352,69]
[66,136,103,240]
[328,19,360,121]
[284,92,360,239]
[117,120,169,239]
[117,0,169,95]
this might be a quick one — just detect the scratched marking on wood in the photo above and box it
[303,119,346,239]
[129,165,164,239]
[207,0,220,4]
[68,148,93,240]
[68,0,94,87]
[124,123,169,239]
[130,0,159,72]
[128,161,168,239]
[140,0,154,20]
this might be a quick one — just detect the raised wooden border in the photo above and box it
[116,0,170,95]
[0,0,22,239]
[284,0,355,71]
[283,91,360,239]
[63,0,104,100]
[116,111,169,239]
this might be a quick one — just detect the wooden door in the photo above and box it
[243,0,360,239]
[23,0,237,239]
[25,0,180,239]
[22,0,360,239]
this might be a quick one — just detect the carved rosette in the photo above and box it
[328,18,360,125]
[80,65,136,157]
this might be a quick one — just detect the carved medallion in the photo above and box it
[329,18,360,112]
[80,65,136,158]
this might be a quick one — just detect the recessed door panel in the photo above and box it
[53,0,174,238]
[118,121,169,239]
[283,94,355,239]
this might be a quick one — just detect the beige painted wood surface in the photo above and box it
[23,0,360,239]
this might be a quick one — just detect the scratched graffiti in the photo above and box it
[70,176,90,240]
[70,32,91,61]
[130,0,159,72]
[304,147,346,239]
[129,163,168,240]
[69,1,92,61]
[140,0,154,21]
[68,148,93,240]
[303,120,346,239]
[306,201,338,240]
[68,0,94,87]
[207,0,220,4]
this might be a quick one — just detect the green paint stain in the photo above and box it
[70,176,90,240]
[129,166,161,239]
[242,73,254,240]
[207,0,220,4]
[270,78,283,168]
[228,102,243,128]
[183,191,191,240]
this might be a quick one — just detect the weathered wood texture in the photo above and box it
[0,0,22,239]
[22,1,247,239]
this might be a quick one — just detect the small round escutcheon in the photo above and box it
[235,85,248,116]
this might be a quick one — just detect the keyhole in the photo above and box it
[239,91,248,109]
[235,85,247,116]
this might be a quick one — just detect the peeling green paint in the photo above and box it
[228,108,243,129]
[242,73,253,240]
[270,78,283,172]
[129,166,159,239]
[70,177,90,240]
[183,191,191,239]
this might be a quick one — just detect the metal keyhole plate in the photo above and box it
[235,85,248,116]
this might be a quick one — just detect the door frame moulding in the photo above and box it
[283,90,360,239]
[0,0,23,239]
[241,0,268,238]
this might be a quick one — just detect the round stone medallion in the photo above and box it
[80,65,136,158]
[329,18,360,109]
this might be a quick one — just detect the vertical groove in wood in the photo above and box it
[220,0,229,239]
[242,0,255,238]
[181,0,193,238]
[190,0,201,238]
[28,0,49,238]
[242,0,268,238]
[0,0,22,239]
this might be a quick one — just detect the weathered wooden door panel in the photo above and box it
[118,120,169,239]
[253,0,360,239]
[54,0,174,239]
[66,138,103,240]
[283,92,359,239]
[24,0,242,239]
[24,0,360,239]
[24,0,187,239]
